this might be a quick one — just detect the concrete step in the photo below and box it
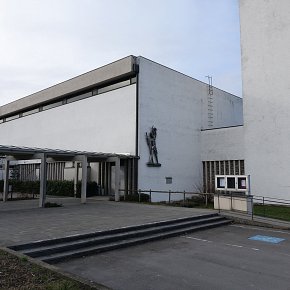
[10,213,218,251]
[41,219,230,264]
[9,213,231,264]
[22,216,224,258]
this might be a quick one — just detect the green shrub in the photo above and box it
[0,180,99,197]
[47,180,74,197]
[121,193,149,202]
[10,180,40,195]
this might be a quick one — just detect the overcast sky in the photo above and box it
[0,0,241,106]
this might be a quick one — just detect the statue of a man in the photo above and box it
[146,126,159,165]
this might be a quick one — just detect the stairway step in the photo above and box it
[23,216,226,258]
[41,220,230,264]
[10,213,219,251]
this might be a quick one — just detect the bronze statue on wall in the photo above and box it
[146,126,161,167]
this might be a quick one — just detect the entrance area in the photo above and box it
[0,145,138,207]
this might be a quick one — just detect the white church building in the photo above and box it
[1,0,290,202]
[0,55,243,199]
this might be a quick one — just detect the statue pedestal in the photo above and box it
[147,163,161,167]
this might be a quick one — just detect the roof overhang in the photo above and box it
[0,145,137,162]
[0,55,137,118]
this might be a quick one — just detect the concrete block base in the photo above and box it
[214,194,253,215]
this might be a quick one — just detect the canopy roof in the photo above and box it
[0,145,136,162]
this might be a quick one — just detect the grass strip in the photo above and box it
[0,248,108,290]
[254,204,290,222]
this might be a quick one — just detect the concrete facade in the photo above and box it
[240,0,290,199]
[138,57,203,193]
[137,57,242,197]
[201,87,243,130]
[0,84,136,154]
[201,126,244,162]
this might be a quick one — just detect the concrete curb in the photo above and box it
[220,212,290,230]
[0,246,112,290]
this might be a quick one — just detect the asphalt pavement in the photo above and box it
[59,224,290,290]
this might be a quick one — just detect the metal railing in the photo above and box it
[119,189,290,223]
[251,194,290,222]
[119,189,213,208]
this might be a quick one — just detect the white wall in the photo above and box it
[0,85,136,155]
[137,58,204,201]
[201,126,244,161]
[201,88,243,130]
[137,57,244,198]
[137,58,244,201]
[240,0,290,199]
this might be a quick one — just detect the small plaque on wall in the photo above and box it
[165,177,172,184]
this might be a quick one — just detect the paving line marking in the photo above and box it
[225,243,261,251]
[183,236,261,251]
[230,224,290,235]
[225,243,243,248]
[183,236,212,243]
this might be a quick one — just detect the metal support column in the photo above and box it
[132,158,138,193]
[74,162,79,197]
[3,159,9,202]
[124,159,129,196]
[128,159,132,194]
[81,155,88,204]
[98,162,101,185]
[105,162,109,194]
[101,162,106,194]
[108,163,112,194]
[39,153,47,208]
[114,157,120,202]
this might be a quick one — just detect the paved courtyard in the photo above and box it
[0,197,212,246]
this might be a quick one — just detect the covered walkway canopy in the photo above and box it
[0,145,137,207]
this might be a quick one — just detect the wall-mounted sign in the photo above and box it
[215,175,250,194]
[165,177,172,184]
[146,126,161,167]
[216,177,225,188]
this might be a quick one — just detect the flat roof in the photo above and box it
[0,55,137,118]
